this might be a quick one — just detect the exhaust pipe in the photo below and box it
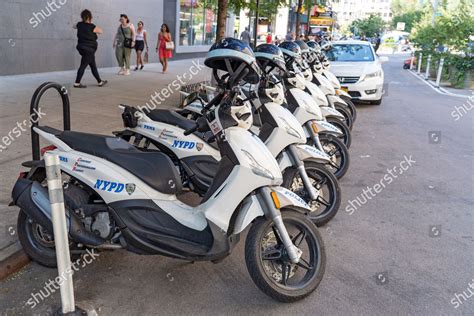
[12,178,105,246]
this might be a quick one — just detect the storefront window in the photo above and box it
[179,0,217,46]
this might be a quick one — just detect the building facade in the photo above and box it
[332,0,392,27]
[1,0,231,76]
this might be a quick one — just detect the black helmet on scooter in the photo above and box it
[205,38,261,84]
[306,40,322,53]
[278,41,306,89]
[254,44,287,73]
[278,41,301,64]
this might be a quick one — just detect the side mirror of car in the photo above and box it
[379,56,389,63]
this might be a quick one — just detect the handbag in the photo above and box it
[144,51,149,64]
[165,41,174,50]
[120,26,133,48]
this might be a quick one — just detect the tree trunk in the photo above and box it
[216,0,228,42]
[295,0,303,37]
[306,1,311,36]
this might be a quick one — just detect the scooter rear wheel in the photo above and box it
[282,162,341,226]
[17,210,80,268]
[245,210,326,302]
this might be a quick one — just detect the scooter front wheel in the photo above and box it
[316,134,350,179]
[245,210,326,302]
[334,104,353,130]
[282,162,341,226]
[325,117,352,149]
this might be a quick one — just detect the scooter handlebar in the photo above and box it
[183,125,198,136]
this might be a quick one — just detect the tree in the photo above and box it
[411,1,474,53]
[215,0,287,42]
[216,0,228,41]
[391,10,423,32]
[349,14,386,38]
[295,0,303,37]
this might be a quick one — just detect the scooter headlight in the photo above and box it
[241,149,275,180]
[279,116,302,139]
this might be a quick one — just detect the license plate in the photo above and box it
[341,87,349,92]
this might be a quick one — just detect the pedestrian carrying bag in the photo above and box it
[165,41,175,50]
[121,26,133,48]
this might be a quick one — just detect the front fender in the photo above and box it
[327,95,348,107]
[315,120,343,136]
[272,186,312,213]
[321,106,345,120]
[294,144,331,164]
[336,88,351,99]
[232,195,265,234]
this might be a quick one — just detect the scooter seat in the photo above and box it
[38,126,182,195]
[146,109,196,131]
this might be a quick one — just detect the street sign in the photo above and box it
[396,22,405,31]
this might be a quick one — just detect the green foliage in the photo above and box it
[225,0,289,20]
[411,1,474,54]
[349,14,386,37]
[391,0,420,17]
[391,11,423,32]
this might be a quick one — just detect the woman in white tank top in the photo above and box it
[134,21,148,70]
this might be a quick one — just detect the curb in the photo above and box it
[0,249,29,281]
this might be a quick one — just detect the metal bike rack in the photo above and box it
[30,82,71,161]
[29,83,87,315]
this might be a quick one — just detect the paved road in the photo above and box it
[1,56,473,315]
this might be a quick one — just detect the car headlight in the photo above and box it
[363,70,382,80]
[241,149,275,180]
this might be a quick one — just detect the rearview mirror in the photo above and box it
[180,91,200,108]
[379,56,389,63]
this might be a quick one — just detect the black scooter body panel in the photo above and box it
[109,199,223,259]
[181,156,219,195]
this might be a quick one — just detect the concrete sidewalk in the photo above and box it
[0,59,210,271]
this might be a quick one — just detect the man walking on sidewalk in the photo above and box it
[240,27,251,45]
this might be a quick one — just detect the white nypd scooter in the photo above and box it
[289,41,352,149]
[11,41,326,302]
[308,40,357,124]
[276,43,351,179]
[117,44,341,226]
[180,52,350,179]
[294,40,356,131]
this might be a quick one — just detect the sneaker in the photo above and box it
[98,80,108,87]
[123,69,131,76]
[118,68,125,75]
[140,65,144,70]
[73,83,87,88]
[134,66,139,71]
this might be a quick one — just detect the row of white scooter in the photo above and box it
[12,38,357,303]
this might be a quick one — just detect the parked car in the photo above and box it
[325,40,388,105]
